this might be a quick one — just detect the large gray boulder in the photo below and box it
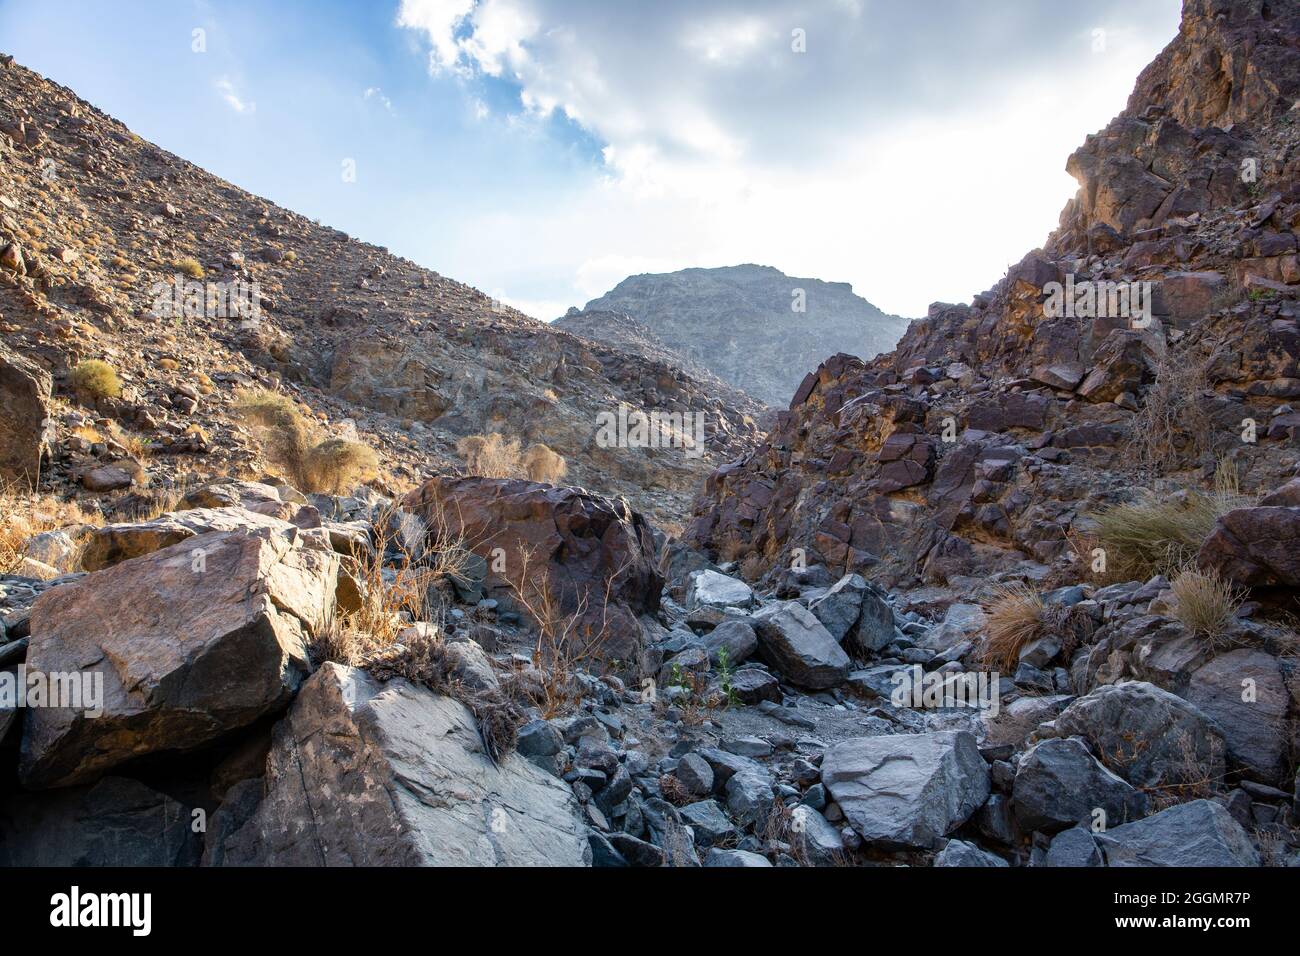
[1187,649,1289,784]
[752,601,851,689]
[1052,681,1225,789]
[934,839,1007,867]
[1012,737,1148,834]
[686,569,754,610]
[702,619,758,665]
[0,344,52,486]
[821,730,990,849]
[217,663,590,866]
[1095,799,1259,867]
[808,574,868,642]
[21,526,337,789]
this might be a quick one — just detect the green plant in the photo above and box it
[69,359,121,400]
[716,645,741,708]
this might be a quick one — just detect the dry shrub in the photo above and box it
[522,442,568,484]
[1170,565,1245,644]
[455,432,522,478]
[69,359,120,400]
[236,388,378,495]
[173,257,204,279]
[978,582,1046,671]
[1127,343,1216,475]
[0,485,100,575]
[1092,483,1246,581]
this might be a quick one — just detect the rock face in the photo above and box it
[570,264,911,407]
[216,663,591,866]
[1198,506,1300,588]
[404,476,662,661]
[1095,799,1260,867]
[0,343,51,485]
[751,601,851,689]
[20,526,337,789]
[1052,681,1226,790]
[0,776,202,866]
[820,731,990,849]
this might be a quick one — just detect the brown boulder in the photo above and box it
[20,526,338,788]
[0,345,52,486]
[1198,506,1300,588]
[404,477,661,661]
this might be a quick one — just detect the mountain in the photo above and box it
[564,264,911,407]
[0,56,761,530]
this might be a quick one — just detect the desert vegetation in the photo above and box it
[235,388,378,495]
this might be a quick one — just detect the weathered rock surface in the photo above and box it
[1052,681,1226,790]
[1095,799,1260,867]
[751,601,851,689]
[1012,737,1148,834]
[820,730,990,849]
[217,663,591,866]
[1198,506,1300,588]
[0,344,51,485]
[404,477,661,660]
[1187,649,1289,784]
[20,526,337,788]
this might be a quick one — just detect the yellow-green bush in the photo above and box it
[69,359,121,400]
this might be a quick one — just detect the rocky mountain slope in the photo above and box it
[0,54,761,529]
[567,264,911,407]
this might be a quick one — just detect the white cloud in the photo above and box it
[214,76,255,114]
[364,86,396,113]
[397,0,1184,316]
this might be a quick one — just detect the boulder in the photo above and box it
[702,619,758,666]
[849,584,897,655]
[789,804,846,865]
[820,731,990,849]
[1052,681,1225,790]
[751,601,851,689]
[679,800,735,847]
[217,663,590,866]
[1095,800,1259,867]
[726,667,781,704]
[0,344,51,485]
[1187,649,1289,784]
[1012,737,1148,834]
[20,526,338,789]
[934,839,1007,867]
[704,848,771,867]
[685,569,754,610]
[404,477,661,660]
[1043,826,1103,867]
[725,768,775,828]
[0,776,201,866]
[808,573,867,642]
[80,505,317,571]
[1198,506,1300,588]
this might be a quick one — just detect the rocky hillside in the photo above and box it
[0,54,761,529]
[568,264,911,407]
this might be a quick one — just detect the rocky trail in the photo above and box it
[2,0,1300,870]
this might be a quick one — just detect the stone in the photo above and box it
[820,731,990,850]
[1198,506,1300,588]
[808,573,868,641]
[725,667,781,703]
[1043,826,1103,867]
[80,505,312,571]
[1053,681,1225,790]
[704,848,771,867]
[442,639,500,693]
[404,477,661,661]
[217,663,590,865]
[849,585,897,655]
[0,776,201,866]
[1012,737,1148,834]
[21,526,337,789]
[725,768,774,828]
[1095,800,1259,867]
[81,464,136,492]
[679,800,734,847]
[674,753,715,797]
[1187,650,1289,784]
[934,839,1007,867]
[686,569,754,610]
[516,719,564,758]
[702,619,758,665]
[751,601,851,689]
[789,804,845,864]
[0,344,52,485]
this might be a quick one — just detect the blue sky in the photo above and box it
[0,0,1184,318]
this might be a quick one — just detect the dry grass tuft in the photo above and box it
[1170,566,1245,644]
[978,582,1046,671]
[69,359,121,400]
[173,257,204,279]
[455,432,523,478]
[521,442,568,484]
[235,388,379,495]
[0,485,101,575]
[1092,482,1247,582]
[1127,343,1217,475]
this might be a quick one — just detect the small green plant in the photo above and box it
[69,359,121,400]
[716,645,741,708]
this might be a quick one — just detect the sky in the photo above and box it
[0,0,1184,320]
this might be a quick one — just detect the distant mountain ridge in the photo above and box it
[561,264,911,407]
